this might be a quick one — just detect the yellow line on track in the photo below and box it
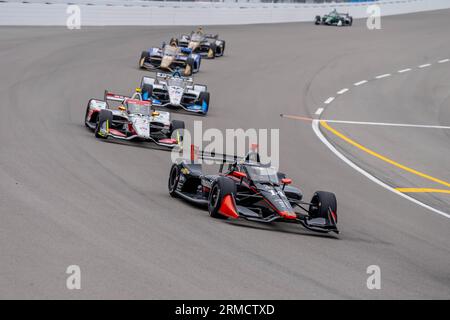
[319,120,450,189]
[395,188,450,194]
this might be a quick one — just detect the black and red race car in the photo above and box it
[168,149,338,234]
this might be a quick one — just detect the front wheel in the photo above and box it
[315,16,321,25]
[208,177,236,219]
[309,191,337,224]
[139,51,150,69]
[219,41,225,56]
[94,109,113,139]
[170,120,185,144]
[197,92,210,115]
[168,164,180,197]
[84,101,92,128]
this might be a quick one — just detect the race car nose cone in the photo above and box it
[161,56,173,69]
[132,117,150,138]
[168,86,182,105]
[188,41,200,50]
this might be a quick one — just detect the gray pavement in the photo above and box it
[0,11,449,299]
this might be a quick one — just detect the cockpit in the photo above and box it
[243,164,279,184]
[163,45,179,57]
[126,100,152,116]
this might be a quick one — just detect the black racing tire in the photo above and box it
[208,177,236,219]
[170,120,185,142]
[139,51,150,69]
[208,43,217,59]
[168,164,180,197]
[219,41,225,56]
[315,16,321,25]
[94,109,113,139]
[349,17,353,26]
[184,58,194,76]
[141,83,153,100]
[197,92,210,115]
[170,120,185,132]
[84,101,92,128]
[309,191,337,223]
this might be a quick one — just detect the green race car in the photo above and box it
[315,9,353,27]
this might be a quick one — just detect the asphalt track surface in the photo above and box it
[1,10,449,299]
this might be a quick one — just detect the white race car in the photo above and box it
[140,71,210,115]
[84,89,184,149]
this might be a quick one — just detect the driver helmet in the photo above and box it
[169,37,178,47]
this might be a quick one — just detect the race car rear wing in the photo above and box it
[154,72,194,83]
[204,34,218,39]
[143,74,203,92]
[104,90,129,103]
[192,145,242,164]
[184,144,260,166]
[104,90,145,103]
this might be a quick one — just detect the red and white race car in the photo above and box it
[84,89,184,149]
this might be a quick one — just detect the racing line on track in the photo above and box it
[281,57,450,219]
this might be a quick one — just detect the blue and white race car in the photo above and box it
[140,70,210,115]
[139,39,201,76]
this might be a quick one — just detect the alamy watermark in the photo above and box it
[367,5,382,30]
[66,265,81,290]
[66,5,81,30]
[366,265,381,290]
[170,121,280,170]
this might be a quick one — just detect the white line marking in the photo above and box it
[354,80,368,86]
[438,59,449,63]
[337,88,349,95]
[324,97,335,104]
[375,73,391,79]
[318,119,450,130]
[315,108,324,115]
[312,120,450,219]
[398,68,411,73]
[419,63,431,68]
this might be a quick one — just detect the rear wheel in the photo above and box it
[168,164,180,197]
[309,191,337,223]
[94,109,113,139]
[208,177,236,219]
[139,51,150,69]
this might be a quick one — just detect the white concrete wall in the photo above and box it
[1,0,449,26]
